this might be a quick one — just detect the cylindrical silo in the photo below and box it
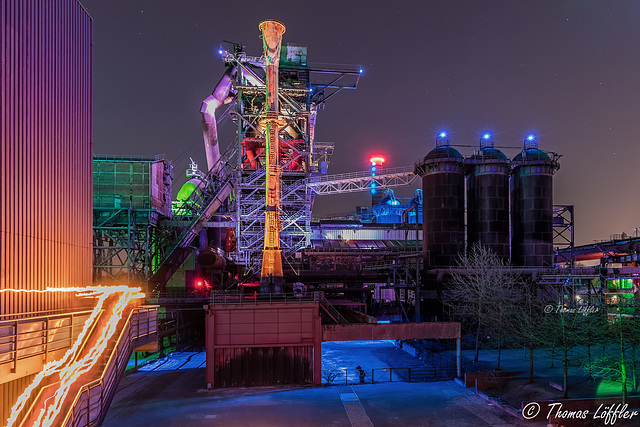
[510,136,560,266]
[466,135,510,258]
[415,137,466,266]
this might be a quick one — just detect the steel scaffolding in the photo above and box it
[221,42,361,277]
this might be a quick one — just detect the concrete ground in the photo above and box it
[442,346,640,405]
[103,343,540,427]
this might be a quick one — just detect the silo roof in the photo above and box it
[470,147,508,161]
[423,146,464,162]
[513,148,551,162]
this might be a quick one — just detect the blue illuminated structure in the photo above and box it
[372,189,404,223]
[436,131,450,147]
[405,188,423,224]
[369,155,385,205]
[525,134,537,148]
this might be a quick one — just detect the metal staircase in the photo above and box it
[315,292,349,324]
[149,152,236,292]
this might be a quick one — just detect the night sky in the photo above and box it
[81,0,640,246]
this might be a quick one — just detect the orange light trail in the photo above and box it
[2,286,144,427]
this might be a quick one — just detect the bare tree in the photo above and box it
[443,243,523,364]
[582,296,640,404]
[508,280,548,383]
[582,312,632,404]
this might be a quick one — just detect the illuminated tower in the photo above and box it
[370,155,385,206]
[259,20,286,292]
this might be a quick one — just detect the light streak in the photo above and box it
[2,286,144,427]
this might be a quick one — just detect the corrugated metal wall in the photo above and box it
[212,346,313,388]
[0,0,92,313]
[1,0,92,418]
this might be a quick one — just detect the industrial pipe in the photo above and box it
[200,66,236,173]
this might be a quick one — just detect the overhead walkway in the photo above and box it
[307,165,418,195]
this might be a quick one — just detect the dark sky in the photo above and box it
[81,0,640,246]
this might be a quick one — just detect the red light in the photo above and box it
[244,291,258,299]
[369,155,385,165]
[196,281,203,287]
[241,281,260,288]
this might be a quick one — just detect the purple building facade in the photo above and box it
[1,0,92,419]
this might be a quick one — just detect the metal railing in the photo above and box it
[210,291,318,306]
[323,365,457,385]
[62,306,158,427]
[307,165,415,185]
[315,292,348,324]
[151,149,237,279]
[93,153,166,162]
[0,310,94,370]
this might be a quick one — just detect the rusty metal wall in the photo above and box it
[212,345,313,388]
[0,0,92,315]
[206,302,321,387]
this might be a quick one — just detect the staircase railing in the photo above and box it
[314,292,348,324]
[151,148,237,278]
[62,306,158,427]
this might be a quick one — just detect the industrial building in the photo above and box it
[1,0,93,420]
[1,2,157,426]
[3,3,639,424]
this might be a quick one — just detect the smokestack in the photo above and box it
[258,20,286,293]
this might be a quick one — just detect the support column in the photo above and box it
[205,308,215,389]
[456,337,462,378]
[313,312,322,385]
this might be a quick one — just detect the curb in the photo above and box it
[475,389,522,419]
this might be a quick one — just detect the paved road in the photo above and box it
[103,350,540,427]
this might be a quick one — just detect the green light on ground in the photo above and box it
[596,379,630,397]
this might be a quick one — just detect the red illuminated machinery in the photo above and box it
[186,270,212,297]
[259,20,287,293]
[241,138,306,171]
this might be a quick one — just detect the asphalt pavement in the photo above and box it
[103,342,540,426]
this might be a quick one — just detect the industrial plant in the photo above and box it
[3,3,640,425]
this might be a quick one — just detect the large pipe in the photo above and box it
[200,66,236,172]
[259,20,286,292]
